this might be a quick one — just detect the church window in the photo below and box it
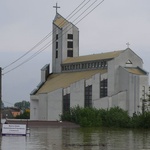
[67,50,73,57]
[82,64,84,69]
[62,66,64,70]
[104,61,108,67]
[56,50,58,58]
[100,79,107,98]
[126,60,132,64]
[56,34,58,40]
[63,94,70,114]
[92,63,95,68]
[73,65,75,69]
[126,60,133,67]
[67,41,73,48]
[68,34,73,39]
[56,42,58,49]
[88,63,91,68]
[85,85,92,107]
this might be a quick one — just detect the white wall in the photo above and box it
[30,95,39,120]
[93,97,110,109]
[62,24,79,61]
[70,80,85,107]
[38,94,48,120]
[108,49,143,96]
[92,73,100,100]
[111,91,127,110]
[47,89,63,121]
[52,25,62,73]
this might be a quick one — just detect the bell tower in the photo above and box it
[52,9,79,73]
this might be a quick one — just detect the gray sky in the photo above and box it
[0,0,150,106]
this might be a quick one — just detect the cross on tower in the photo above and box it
[53,3,60,14]
[126,42,130,48]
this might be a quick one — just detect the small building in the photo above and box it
[30,13,149,121]
[1,107,20,119]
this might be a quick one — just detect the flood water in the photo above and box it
[1,127,150,150]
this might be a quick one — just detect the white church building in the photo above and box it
[30,13,149,121]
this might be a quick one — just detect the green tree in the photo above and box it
[141,86,150,114]
[15,111,30,119]
[14,100,30,111]
[1,101,4,108]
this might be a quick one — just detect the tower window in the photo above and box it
[67,50,73,57]
[67,41,73,48]
[56,34,58,40]
[68,34,73,39]
[56,50,58,58]
[56,42,58,49]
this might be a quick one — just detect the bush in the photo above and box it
[61,106,150,128]
[131,112,150,128]
[101,107,131,128]
[15,111,30,119]
[62,106,102,127]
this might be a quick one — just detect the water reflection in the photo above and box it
[1,127,150,150]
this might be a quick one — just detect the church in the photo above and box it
[30,12,149,121]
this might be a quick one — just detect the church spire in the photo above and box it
[53,3,60,14]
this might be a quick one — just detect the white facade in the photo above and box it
[30,13,149,121]
[52,13,79,73]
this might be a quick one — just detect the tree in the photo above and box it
[141,86,150,114]
[15,110,30,119]
[1,101,4,109]
[14,100,30,111]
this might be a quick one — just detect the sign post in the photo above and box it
[2,124,27,136]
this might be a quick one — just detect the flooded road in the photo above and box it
[1,127,150,150]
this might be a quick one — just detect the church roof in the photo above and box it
[125,67,148,75]
[63,50,125,64]
[36,69,107,94]
[53,13,69,28]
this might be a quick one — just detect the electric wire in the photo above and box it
[72,0,99,23]
[2,100,14,106]
[3,0,88,70]
[3,32,52,70]
[75,0,105,25]
[3,0,105,75]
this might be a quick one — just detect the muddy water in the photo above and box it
[1,127,150,150]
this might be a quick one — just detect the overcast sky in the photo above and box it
[0,0,150,106]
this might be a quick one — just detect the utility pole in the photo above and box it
[0,67,2,127]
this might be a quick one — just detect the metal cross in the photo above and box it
[53,3,60,14]
[126,42,130,48]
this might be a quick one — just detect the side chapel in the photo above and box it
[30,11,149,120]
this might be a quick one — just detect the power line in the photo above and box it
[72,0,99,23]
[3,0,105,75]
[75,0,105,25]
[3,0,92,75]
[3,32,52,70]
[2,100,14,106]
[3,0,88,70]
